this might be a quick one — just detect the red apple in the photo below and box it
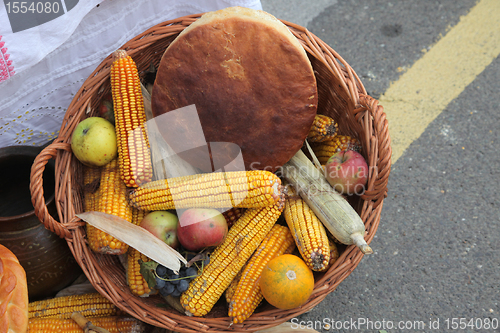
[324,150,368,195]
[140,211,179,248]
[177,208,228,251]
[98,93,115,125]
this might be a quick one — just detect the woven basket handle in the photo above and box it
[355,93,392,207]
[30,141,73,239]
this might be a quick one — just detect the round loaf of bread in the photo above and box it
[0,244,29,333]
[152,6,318,172]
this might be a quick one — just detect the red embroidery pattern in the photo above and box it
[0,35,15,82]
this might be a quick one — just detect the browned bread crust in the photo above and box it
[152,6,318,172]
[0,244,28,333]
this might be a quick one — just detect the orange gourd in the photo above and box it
[259,254,314,310]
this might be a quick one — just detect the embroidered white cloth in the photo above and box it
[0,0,262,148]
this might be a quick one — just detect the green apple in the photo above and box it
[140,211,179,248]
[71,117,117,167]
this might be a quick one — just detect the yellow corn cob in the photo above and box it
[225,269,243,304]
[82,166,101,212]
[28,293,119,319]
[86,159,133,255]
[311,135,362,164]
[307,114,339,143]
[284,188,331,272]
[222,207,245,228]
[28,316,145,333]
[125,208,152,296]
[328,238,340,266]
[180,197,285,317]
[128,206,151,292]
[131,207,148,226]
[129,170,282,211]
[228,224,295,323]
[111,49,152,188]
[126,247,153,297]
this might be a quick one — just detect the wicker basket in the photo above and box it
[29,13,391,333]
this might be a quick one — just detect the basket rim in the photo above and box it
[29,11,391,333]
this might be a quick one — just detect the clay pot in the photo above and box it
[0,145,82,301]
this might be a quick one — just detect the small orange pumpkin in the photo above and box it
[259,254,314,310]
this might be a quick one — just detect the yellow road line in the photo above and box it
[379,0,500,164]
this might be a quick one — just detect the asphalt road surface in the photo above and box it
[260,0,500,332]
